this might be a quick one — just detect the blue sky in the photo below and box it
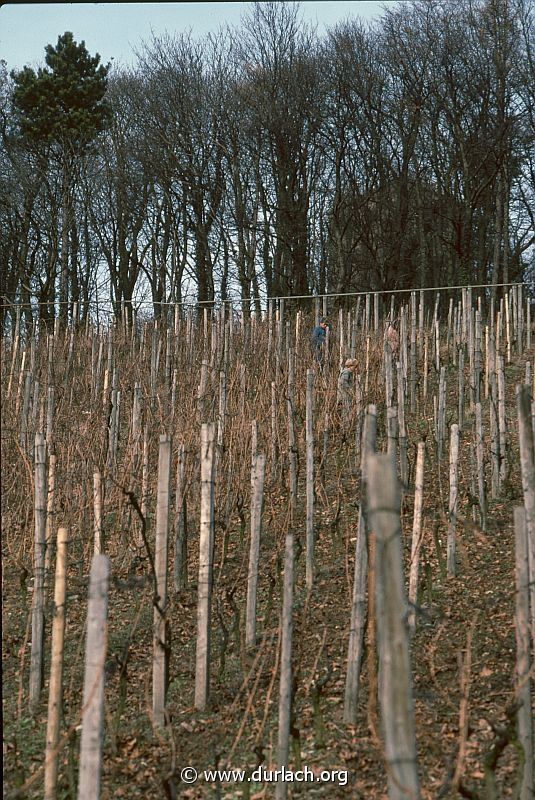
[0,2,401,72]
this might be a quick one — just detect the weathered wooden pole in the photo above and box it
[367,453,420,800]
[513,507,534,800]
[386,406,398,464]
[276,529,295,800]
[490,370,501,498]
[137,425,149,549]
[497,356,507,483]
[410,292,417,412]
[173,443,188,593]
[437,366,447,461]
[458,347,465,430]
[44,527,68,800]
[385,342,394,410]
[29,433,47,713]
[93,471,103,555]
[408,442,426,632]
[197,359,210,423]
[20,370,32,448]
[195,423,216,710]
[44,453,57,575]
[245,453,266,649]
[397,362,408,487]
[77,555,110,800]
[516,385,535,644]
[153,434,172,727]
[344,405,377,723]
[447,424,461,577]
[287,348,298,520]
[271,381,278,471]
[216,370,226,474]
[305,369,315,590]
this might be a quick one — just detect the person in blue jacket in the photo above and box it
[311,317,329,365]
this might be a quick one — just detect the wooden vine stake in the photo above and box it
[516,385,535,644]
[287,348,297,521]
[408,442,426,632]
[367,453,420,800]
[513,507,534,800]
[245,452,266,649]
[44,453,57,575]
[195,423,216,710]
[344,405,376,723]
[173,443,188,593]
[153,434,172,727]
[93,471,103,555]
[276,529,294,800]
[305,369,315,590]
[30,432,47,713]
[44,527,68,800]
[77,554,110,800]
[447,424,460,577]
[475,403,487,531]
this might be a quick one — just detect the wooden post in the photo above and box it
[458,347,465,430]
[364,336,370,396]
[410,292,417,412]
[367,453,420,800]
[276,530,294,800]
[93,471,103,555]
[287,348,297,520]
[44,527,68,800]
[77,555,110,800]
[174,443,188,593]
[216,370,226,472]
[475,403,487,531]
[344,405,376,723]
[245,453,266,649]
[153,434,172,727]
[447,424,461,577]
[384,342,394,410]
[44,454,57,575]
[195,423,216,710]
[423,334,429,403]
[408,443,426,631]
[397,362,408,487]
[516,386,535,644]
[497,356,507,484]
[197,359,210,423]
[271,381,278,471]
[387,405,398,460]
[30,433,47,713]
[20,371,32,448]
[527,297,531,351]
[513,507,534,800]
[474,310,482,406]
[437,366,447,461]
[139,426,149,550]
[305,369,315,590]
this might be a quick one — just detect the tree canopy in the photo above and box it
[10,31,110,149]
[1,1,534,330]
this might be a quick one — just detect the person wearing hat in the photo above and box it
[311,317,329,366]
[337,357,359,422]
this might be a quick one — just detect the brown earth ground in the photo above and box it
[2,344,533,800]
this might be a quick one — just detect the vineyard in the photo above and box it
[2,286,534,800]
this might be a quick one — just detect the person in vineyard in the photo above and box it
[311,317,329,366]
